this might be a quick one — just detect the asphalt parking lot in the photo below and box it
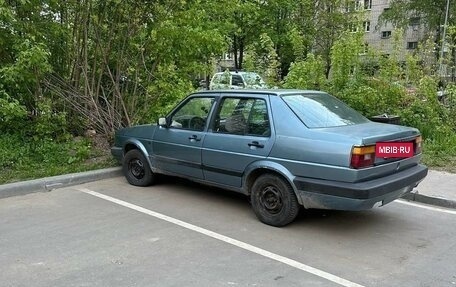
[1,176,455,287]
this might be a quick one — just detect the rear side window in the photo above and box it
[282,93,368,128]
[213,98,270,136]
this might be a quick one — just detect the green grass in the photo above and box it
[421,133,456,173]
[0,158,118,184]
[0,135,118,185]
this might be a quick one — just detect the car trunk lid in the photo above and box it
[322,122,419,144]
[319,121,421,168]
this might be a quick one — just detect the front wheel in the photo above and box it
[250,174,299,227]
[123,149,155,186]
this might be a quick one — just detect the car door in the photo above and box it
[153,96,215,179]
[202,95,274,187]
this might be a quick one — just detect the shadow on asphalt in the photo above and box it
[152,174,394,232]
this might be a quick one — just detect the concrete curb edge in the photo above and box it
[401,191,456,210]
[0,167,122,199]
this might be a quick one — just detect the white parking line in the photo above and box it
[77,188,365,287]
[395,199,456,215]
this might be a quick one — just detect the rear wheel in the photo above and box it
[123,149,155,186]
[250,174,299,227]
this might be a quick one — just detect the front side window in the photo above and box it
[282,93,368,128]
[169,97,214,131]
[211,74,222,85]
[214,97,270,136]
[212,73,230,85]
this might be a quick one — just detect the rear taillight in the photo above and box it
[351,145,375,169]
[415,136,422,154]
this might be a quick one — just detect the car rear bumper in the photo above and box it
[294,164,428,210]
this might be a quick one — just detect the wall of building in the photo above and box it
[362,0,426,59]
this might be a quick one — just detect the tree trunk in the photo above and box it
[238,37,244,70]
[233,35,239,70]
[452,46,456,82]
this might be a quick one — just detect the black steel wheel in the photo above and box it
[123,149,155,186]
[250,174,299,227]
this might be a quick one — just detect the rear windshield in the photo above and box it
[282,93,368,128]
[243,72,266,86]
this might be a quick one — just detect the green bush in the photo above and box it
[137,63,194,124]
[283,54,327,90]
[34,99,70,140]
[0,90,28,134]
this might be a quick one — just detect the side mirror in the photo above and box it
[158,117,168,127]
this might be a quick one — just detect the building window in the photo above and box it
[409,17,420,26]
[345,1,374,12]
[349,23,358,32]
[381,31,392,39]
[362,43,369,54]
[383,7,390,12]
[407,42,418,50]
[363,21,371,32]
[345,1,366,12]
[354,0,360,11]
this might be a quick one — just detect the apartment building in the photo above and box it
[217,0,430,73]
[359,0,426,58]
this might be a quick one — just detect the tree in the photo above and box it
[283,53,326,89]
[258,0,314,78]
[227,0,265,70]
[244,33,280,85]
[312,0,361,78]
[380,0,456,71]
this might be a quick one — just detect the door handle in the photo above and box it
[248,141,264,148]
[188,135,201,141]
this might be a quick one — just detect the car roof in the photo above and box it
[214,71,259,76]
[192,89,327,97]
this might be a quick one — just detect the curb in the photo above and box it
[0,167,122,199]
[2,167,455,210]
[401,190,456,210]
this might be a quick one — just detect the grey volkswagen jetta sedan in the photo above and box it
[111,89,428,226]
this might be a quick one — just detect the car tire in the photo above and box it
[123,149,155,186]
[250,174,299,227]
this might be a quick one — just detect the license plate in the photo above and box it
[376,142,413,158]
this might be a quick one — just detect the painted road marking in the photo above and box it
[77,188,365,287]
[395,199,456,215]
